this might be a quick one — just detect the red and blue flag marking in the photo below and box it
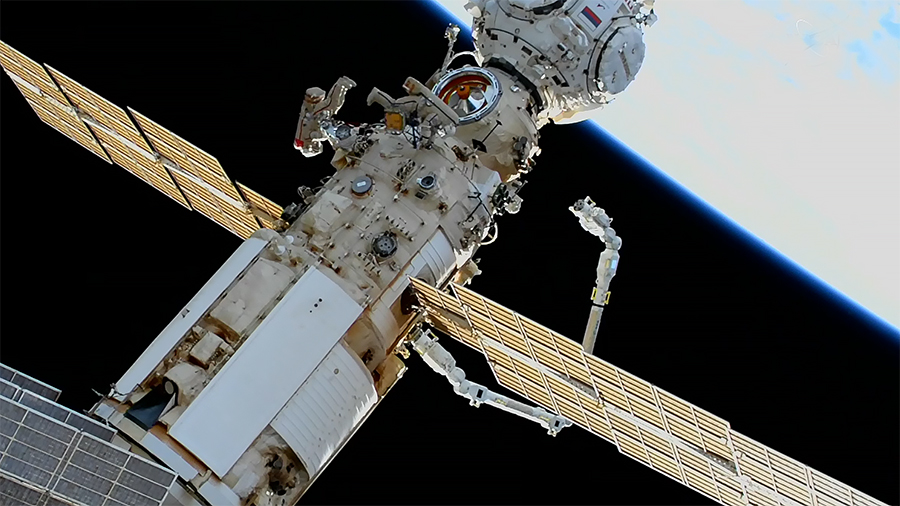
[581,6,603,28]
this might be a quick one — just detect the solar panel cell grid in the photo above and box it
[45,66,151,152]
[1,43,285,239]
[19,392,70,425]
[109,484,158,506]
[33,103,111,162]
[48,87,193,209]
[237,182,283,229]
[0,44,110,165]
[55,478,105,506]
[70,450,122,482]
[118,468,167,500]
[125,457,175,488]
[0,476,43,506]
[0,457,53,488]
[0,42,69,106]
[175,139,241,202]
[0,383,19,402]
[16,427,69,459]
[62,416,115,443]
[407,277,885,506]
[61,464,113,495]
[0,387,115,445]
[0,419,19,438]
[46,498,79,506]
[0,391,177,506]
[7,441,59,473]
[23,413,76,447]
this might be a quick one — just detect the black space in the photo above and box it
[1,2,897,506]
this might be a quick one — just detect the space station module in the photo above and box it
[86,1,656,504]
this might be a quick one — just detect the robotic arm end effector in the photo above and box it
[293,77,357,157]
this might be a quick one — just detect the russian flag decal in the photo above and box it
[581,6,603,28]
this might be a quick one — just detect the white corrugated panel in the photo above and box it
[271,341,377,477]
[414,229,455,286]
[169,267,363,478]
[115,238,268,399]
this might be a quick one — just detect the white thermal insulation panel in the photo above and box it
[168,267,363,477]
[115,237,268,398]
[270,341,378,477]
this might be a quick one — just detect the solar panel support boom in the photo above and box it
[407,327,573,436]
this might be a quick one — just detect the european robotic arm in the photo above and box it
[293,76,356,157]
[408,328,572,436]
[570,197,622,355]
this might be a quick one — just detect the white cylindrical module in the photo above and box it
[357,228,460,367]
[268,340,378,482]
[412,228,457,287]
[466,0,657,125]
[432,67,540,180]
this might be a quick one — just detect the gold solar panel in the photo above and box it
[128,109,241,200]
[237,182,284,230]
[42,65,190,209]
[171,169,256,239]
[45,65,150,151]
[129,108,260,239]
[407,277,889,506]
[2,41,290,241]
[0,41,110,162]
[0,41,71,108]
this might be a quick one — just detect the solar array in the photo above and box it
[0,395,177,506]
[0,40,284,240]
[0,379,116,444]
[408,277,887,506]
[0,365,61,403]
[237,183,285,231]
[0,43,109,164]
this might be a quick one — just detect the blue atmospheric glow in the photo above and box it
[588,121,899,338]
[424,0,899,338]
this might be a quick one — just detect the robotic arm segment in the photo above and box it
[403,77,461,126]
[441,24,462,72]
[293,76,357,157]
[570,197,622,355]
[408,328,572,436]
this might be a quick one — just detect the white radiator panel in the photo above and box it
[169,267,363,477]
[271,341,377,477]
